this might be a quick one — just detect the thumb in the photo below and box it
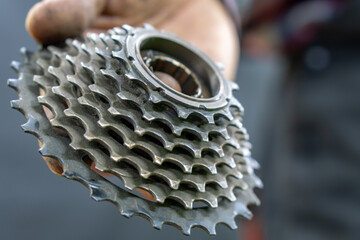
[26,0,107,45]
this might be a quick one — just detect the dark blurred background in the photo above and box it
[1,0,359,240]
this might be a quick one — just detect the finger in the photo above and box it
[92,0,238,80]
[156,0,239,80]
[26,0,107,45]
[91,0,185,29]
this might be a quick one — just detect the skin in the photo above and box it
[26,0,239,79]
[26,0,239,200]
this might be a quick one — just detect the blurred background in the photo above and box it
[1,0,359,239]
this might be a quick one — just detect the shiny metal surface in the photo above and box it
[8,25,261,235]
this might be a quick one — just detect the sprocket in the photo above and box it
[8,24,262,235]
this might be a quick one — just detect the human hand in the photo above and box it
[25,0,239,202]
[26,0,239,79]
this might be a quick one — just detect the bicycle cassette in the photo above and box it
[8,24,262,235]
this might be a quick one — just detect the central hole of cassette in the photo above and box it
[143,53,203,97]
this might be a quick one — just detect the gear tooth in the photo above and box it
[221,129,231,140]
[249,191,261,206]
[226,219,238,230]
[65,54,76,64]
[36,58,49,69]
[218,179,228,189]
[112,27,127,35]
[225,110,234,121]
[10,99,21,109]
[149,93,161,103]
[162,143,172,151]
[206,164,217,174]
[243,208,253,220]
[217,148,225,157]
[63,108,75,117]
[86,32,99,43]
[20,47,32,61]
[194,149,201,158]
[206,115,215,124]
[10,61,21,73]
[95,47,106,57]
[48,46,63,56]
[21,116,38,132]
[178,109,189,119]
[100,69,117,79]
[182,198,193,209]
[38,145,50,156]
[98,32,106,39]
[112,49,125,60]
[250,158,261,170]
[119,209,133,218]
[143,23,155,30]
[182,226,191,236]
[122,24,134,32]
[71,39,83,49]
[80,62,93,72]
[215,62,224,71]
[7,79,18,88]
[153,156,163,165]
[64,38,73,46]
[209,198,218,208]
[230,98,244,113]
[254,176,263,188]
[47,65,56,75]
[198,184,206,193]
[152,219,163,230]
[231,81,239,91]
[199,132,208,141]
[143,112,155,121]
[90,187,108,202]
[207,225,217,236]
[109,32,119,41]
[173,127,182,136]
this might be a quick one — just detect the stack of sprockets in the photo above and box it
[8,24,262,235]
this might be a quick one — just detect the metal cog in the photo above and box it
[8,25,262,235]
[34,38,251,208]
